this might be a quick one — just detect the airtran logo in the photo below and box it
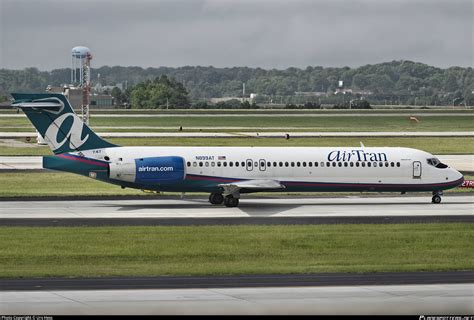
[45,113,89,151]
[328,150,388,162]
[138,166,174,172]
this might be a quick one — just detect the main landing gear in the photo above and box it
[209,193,224,205]
[432,191,443,204]
[223,195,239,208]
[208,193,239,207]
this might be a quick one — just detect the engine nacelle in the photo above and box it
[109,156,186,185]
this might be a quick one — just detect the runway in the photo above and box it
[0,195,472,226]
[2,271,473,291]
[1,283,472,315]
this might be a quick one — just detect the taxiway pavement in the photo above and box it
[0,196,472,226]
[1,283,472,315]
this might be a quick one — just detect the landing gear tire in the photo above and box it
[209,193,224,205]
[224,195,239,208]
[432,195,442,204]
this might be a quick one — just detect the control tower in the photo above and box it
[71,46,92,125]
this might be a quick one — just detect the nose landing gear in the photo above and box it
[432,191,443,204]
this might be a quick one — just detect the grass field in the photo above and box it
[1,136,473,156]
[0,172,145,197]
[0,171,472,198]
[0,223,471,278]
[1,115,473,132]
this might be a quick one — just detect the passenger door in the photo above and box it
[413,161,422,178]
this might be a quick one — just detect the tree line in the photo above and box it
[0,60,472,106]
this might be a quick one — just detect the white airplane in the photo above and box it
[12,93,464,207]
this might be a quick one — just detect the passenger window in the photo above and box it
[385,162,389,167]
[296,162,300,167]
[308,162,312,167]
[367,162,371,167]
[279,162,283,167]
[205,162,209,167]
[391,162,395,167]
[217,162,221,167]
[362,162,366,167]
[285,162,289,167]
[327,162,330,167]
[338,162,342,167]
[373,162,377,167]
[187,162,191,167]
[235,162,239,167]
[332,162,336,167]
[315,162,318,167]
[267,162,271,167]
[223,162,227,167]
[241,161,245,167]
[193,162,197,167]
[344,162,348,167]
[350,162,354,167]
[199,162,203,167]
[247,161,252,167]
[356,162,360,167]
[211,162,215,167]
[396,162,400,167]
[273,162,277,167]
[291,162,295,167]
[229,162,233,167]
[321,162,324,167]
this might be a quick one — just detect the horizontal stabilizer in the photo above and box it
[12,102,63,108]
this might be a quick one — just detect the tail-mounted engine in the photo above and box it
[109,156,186,185]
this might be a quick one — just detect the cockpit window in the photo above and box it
[427,158,439,166]
[427,158,448,169]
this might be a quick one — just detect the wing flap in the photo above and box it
[218,179,285,196]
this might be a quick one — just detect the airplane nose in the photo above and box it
[453,169,464,183]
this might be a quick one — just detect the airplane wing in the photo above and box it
[218,179,285,196]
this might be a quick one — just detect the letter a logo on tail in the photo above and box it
[44,113,90,151]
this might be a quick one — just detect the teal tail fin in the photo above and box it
[11,93,117,154]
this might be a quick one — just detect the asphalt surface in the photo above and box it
[1,215,473,227]
[2,271,473,291]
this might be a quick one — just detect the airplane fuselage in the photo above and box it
[44,146,464,194]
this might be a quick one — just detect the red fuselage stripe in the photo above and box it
[58,154,109,168]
